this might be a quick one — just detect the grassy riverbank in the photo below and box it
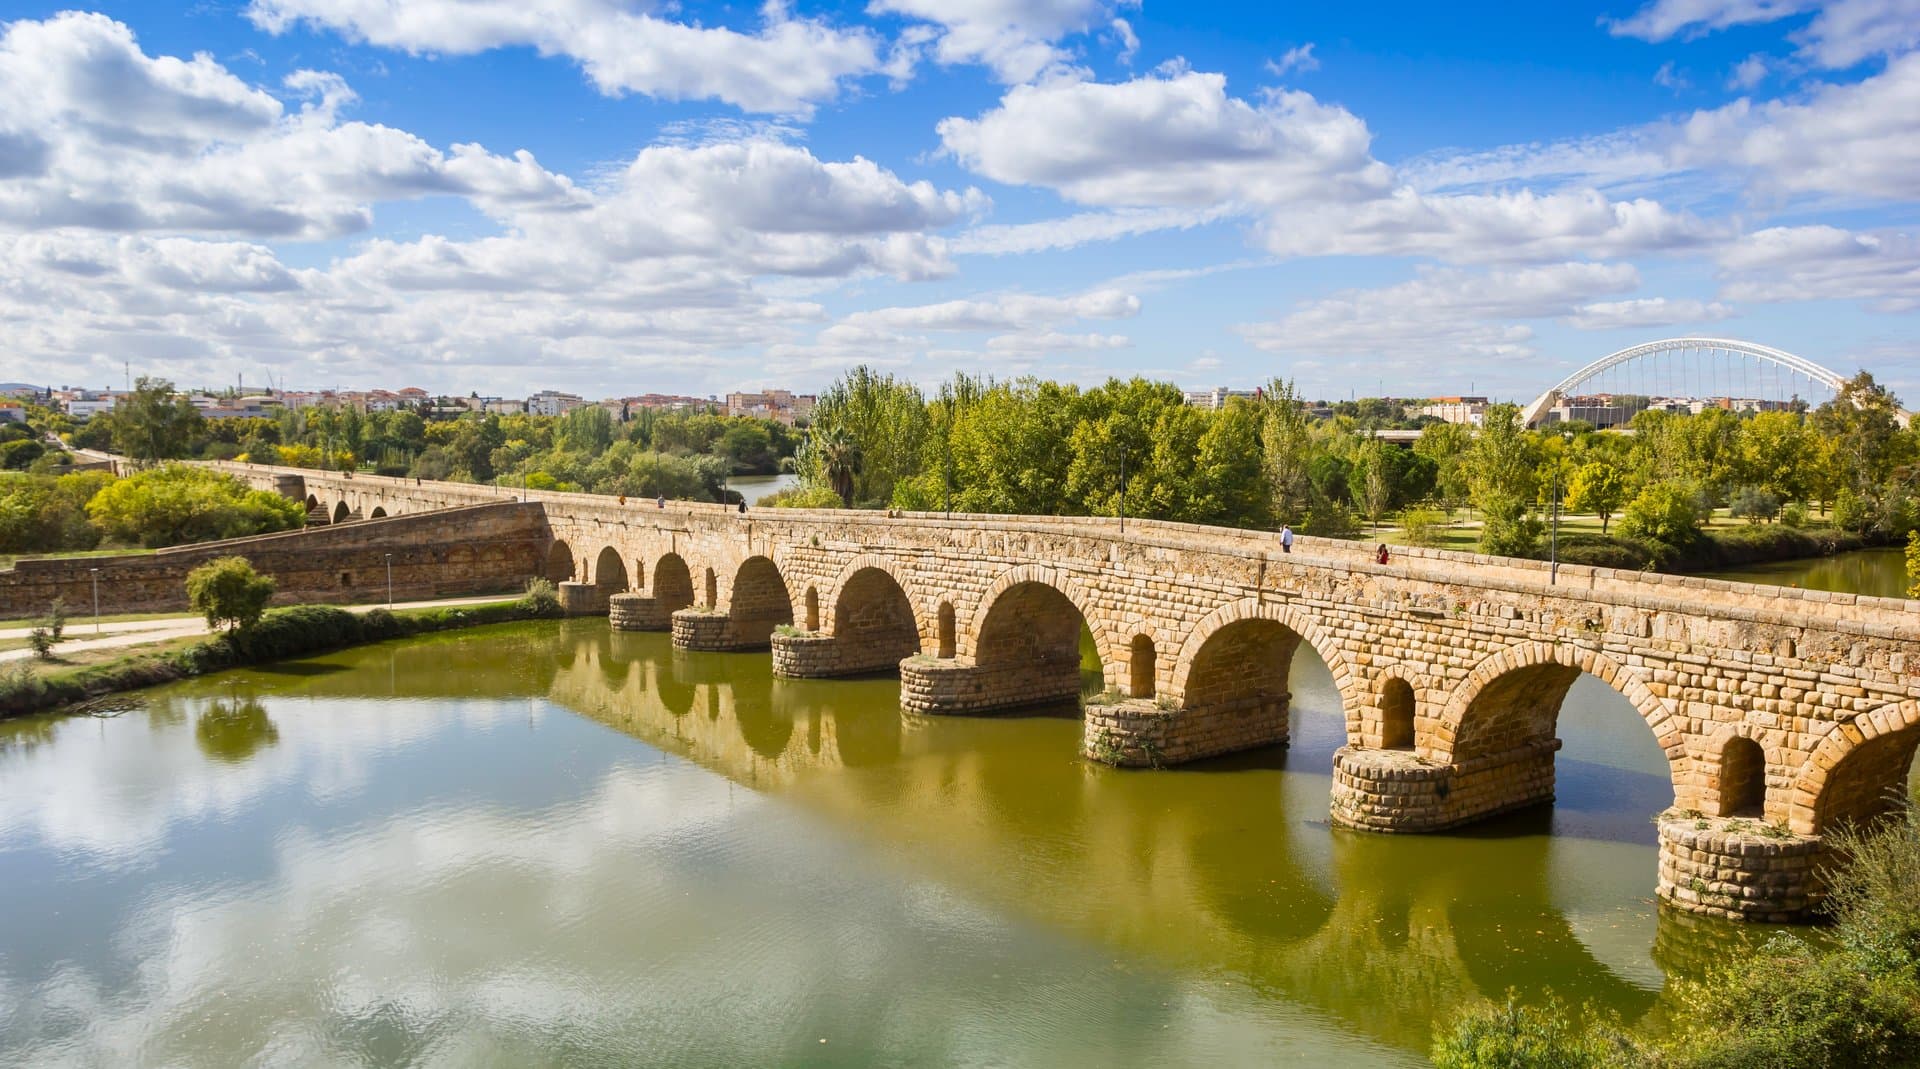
[0,597,561,718]
[1382,510,1877,574]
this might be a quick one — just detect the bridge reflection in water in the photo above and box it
[263,619,1783,1052]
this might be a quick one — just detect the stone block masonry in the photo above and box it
[0,501,547,618]
[215,461,1920,922]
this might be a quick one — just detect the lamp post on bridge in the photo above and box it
[1549,466,1562,586]
[89,567,99,635]
[1116,442,1128,535]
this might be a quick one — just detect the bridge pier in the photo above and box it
[1328,741,1560,832]
[899,657,1081,715]
[609,592,674,631]
[1654,811,1825,922]
[557,581,609,616]
[771,629,916,678]
[1083,695,1291,767]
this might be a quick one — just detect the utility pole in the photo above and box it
[1117,443,1128,535]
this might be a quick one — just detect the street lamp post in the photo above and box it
[1549,467,1562,586]
[1117,444,1128,535]
[385,553,393,608]
[90,567,100,634]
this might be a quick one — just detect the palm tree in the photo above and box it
[818,426,862,508]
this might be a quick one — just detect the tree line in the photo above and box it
[773,366,1917,567]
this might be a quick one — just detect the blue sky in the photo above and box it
[0,1,1915,403]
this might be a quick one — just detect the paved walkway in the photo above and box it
[0,595,519,664]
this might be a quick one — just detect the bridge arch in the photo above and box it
[1521,337,1849,426]
[369,506,387,519]
[969,565,1106,698]
[1432,642,1681,768]
[652,553,694,614]
[823,555,928,637]
[593,546,629,592]
[820,559,923,672]
[331,500,351,524]
[1787,700,1920,836]
[544,540,575,583]
[1165,599,1362,755]
[1379,676,1416,750]
[725,555,794,648]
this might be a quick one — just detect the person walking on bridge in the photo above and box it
[1376,543,1390,565]
[1280,524,1294,554]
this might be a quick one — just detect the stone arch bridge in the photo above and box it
[222,462,1920,922]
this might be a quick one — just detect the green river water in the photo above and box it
[0,551,1899,1067]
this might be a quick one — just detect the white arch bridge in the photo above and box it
[1520,337,1880,427]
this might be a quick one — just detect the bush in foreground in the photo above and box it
[1432,809,1920,1068]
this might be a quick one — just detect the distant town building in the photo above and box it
[0,404,24,424]
[1181,386,1259,409]
[1416,397,1489,427]
[527,390,586,417]
[484,398,528,416]
[725,389,815,424]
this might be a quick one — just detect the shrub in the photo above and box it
[87,464,304,548]
[27,626,54,660]
[1781,503,1809,528]
[1431,993,1625,1069]
[1400,507,1449,548]
[519,577,562,617]
[761,484,845,509]
[1729,485,1781,525]
[233,604,358,657]
[1910,531,1920,600]
[43,597,66,642]
[185,556,277,634]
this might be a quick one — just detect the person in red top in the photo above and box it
[1376,543,1390,565]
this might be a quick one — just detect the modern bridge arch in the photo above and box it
[1521,337,1850,427]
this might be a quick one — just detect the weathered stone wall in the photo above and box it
[771,630,913,678]
[0,501,545,617]
[609,592,673,631]
[1655,812,1824,923]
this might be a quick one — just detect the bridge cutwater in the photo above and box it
[221,461,1920,924]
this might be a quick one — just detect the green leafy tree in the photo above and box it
[1730,485,1782,524]
[810,366,927,506]
[186,556,277,633]
[1565,460,1628,534]
[1468,403,1543,557]
[814,426,863,508]
[557,404,615,454]
[1414,421,1473,511]
[1618,481,1703,547]
[109,377,203,464]
[1738,410,1818,506]
[1260,379,1315,527]
[1908,530,1919,599]
[86,465,305,547]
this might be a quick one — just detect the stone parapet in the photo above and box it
[609,593,671,631]
[557,581,608,616]
[900,656,1080,715]
[1655,811,1826,923]
[1329,739,1560,832]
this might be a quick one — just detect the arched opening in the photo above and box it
[652,554,694,614]
[1177,619,1303,756]
[1717,736,1766,817]
[831,567,919,674]
[305,493,320,513]
[544,540,575,583]
[1129,634,1156,699]
[726,556,793,648]
[369,506,387,519]
[1443,650,1678,840]
[805,587,820,631]
[937,601,955,659]
[1814,725,1920,834]
[594,546,628,591]
[1380,677,1415,750]
[634,558,645,590]
[332,500,351,524]
[703,567,717,608]
[975,580,1094,710]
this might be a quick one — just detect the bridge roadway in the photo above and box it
[218,462,1920,922]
